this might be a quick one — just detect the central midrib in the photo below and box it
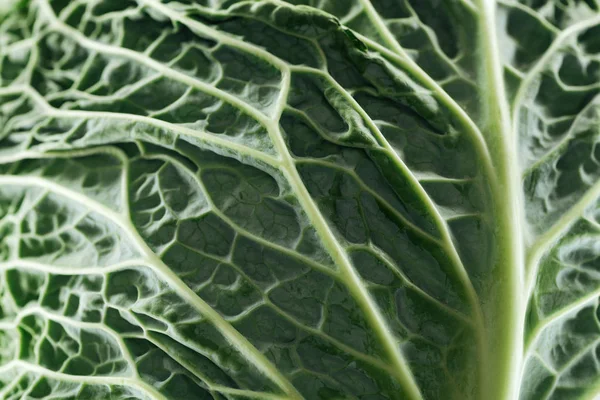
[473,1,526,400]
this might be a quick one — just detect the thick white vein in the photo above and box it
[526,179,600,290]
[526,289,600,353]
[0,85,280,166]
[0,306,140,379]
[0,361,166,400]
[512,14,600,121]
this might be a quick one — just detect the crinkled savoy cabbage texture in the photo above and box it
[0,0,599,399]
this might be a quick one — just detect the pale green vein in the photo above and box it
[295,158,443,245]
[292,64,488,389]
[14,3,417,392]
[537,335,600,399]
[35,3,299,171]
[0,85,48,108]
[1,306,139,379]
[104,305,288,400]
[374,120,450,140]
[211,387,290,400]
[44,107,281,167]
[39,0,285,124]
[0,258,147,276]
[111,303,262,395]
[138,0,290,72]
[497,0,560,35]
[400,2,475,80]
[0,175,302,400]
[415,175,475,184]
[512,14,600,120]
[526,178,600,289]
[46,73,162,105]
[553,79,600,93]
[17,376,44,400]
[32,301,50,365]
[42,27,270,123]
[530,353,558,375]
[150,148,454,388]
[0,0,21,18]
[282,106,377,149]
[460,0,479,14]
[0,146,130,214]
[265,65,424,400]
[166,210,335,277]
[504,63,525,79]
[526,288,600,352]
[0,361,167,400]
[0,372,26,400]
[200,0,329,69]
[8,1,599,399]
[146,153,335,277]
[0,38,35,54]
[355,0,408,58]
[587,217,600,233]
[556,337,600,375]
[347,243,474,325]
[0,150,49,164]
[264,300,396,375]
[173,238,396,375]
[0,84,280,166]
[352,33,497,186]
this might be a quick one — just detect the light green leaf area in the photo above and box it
[0,0,599,399]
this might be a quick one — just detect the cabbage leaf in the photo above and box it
[0,0,599,399]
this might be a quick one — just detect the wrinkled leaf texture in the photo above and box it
[0,0,599,399]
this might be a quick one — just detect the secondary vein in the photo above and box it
[0,174,302,400]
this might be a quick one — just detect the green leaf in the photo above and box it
[0,0,599,399]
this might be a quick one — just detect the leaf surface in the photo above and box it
[0,1,599,399]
